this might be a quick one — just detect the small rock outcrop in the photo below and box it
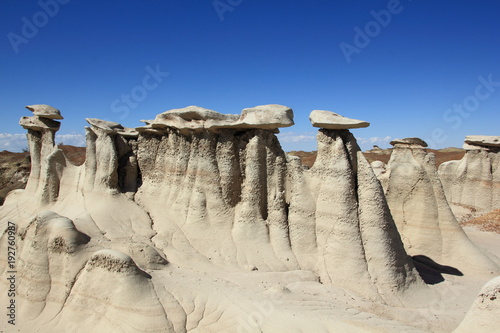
[439,136,500,220]
[55,249,173,333]
[6,211,91,322]
[454,275,500,332]
[389,137,428,147]
[383,138,498,274]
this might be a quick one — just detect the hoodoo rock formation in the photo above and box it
[439,136,500,220]
[286,111,428,305]
[382,138,498,274]
[1,105,497,332]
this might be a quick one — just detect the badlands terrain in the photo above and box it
[0,104,499,332]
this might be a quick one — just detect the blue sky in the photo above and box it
[1,0,499,152]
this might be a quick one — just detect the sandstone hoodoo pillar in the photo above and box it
[439,135,500,220]
[83,118,140,195]
[384,137,498,274]
[134,105,300,270]
[20,104,65,204]
[288,110,429,306]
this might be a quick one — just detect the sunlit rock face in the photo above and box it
[383,138,498,274]
[14,105,500,333]
[439,136,500,221]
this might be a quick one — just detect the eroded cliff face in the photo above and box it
[135,128,298,272]
[383,140,498,274]
[439,139,500,221]
[4,105,491,332]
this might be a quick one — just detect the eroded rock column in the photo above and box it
[20,104,65,205]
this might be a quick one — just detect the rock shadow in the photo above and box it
[411,255,463,285]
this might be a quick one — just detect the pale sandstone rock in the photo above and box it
[384,140,498,274]
[25,104,63,119]
[20,116,61,131]
[236,104,294,129]
[390,137,428,147]
[55,249,174,332]
[85,118,124,133]
[152,105,239,130]
[309,110,369,129]
[454,275,500,332]
[19,108,64,205]
[288,129,429,305]
[3,105,498,333]
[151,104,294,131]
[370,160,386,177]
[439,141,500,220]
[8,211,91,321]
[464,135,500,148]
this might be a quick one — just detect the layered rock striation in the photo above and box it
[439,136,500,220]
[4,105,496,332]
[383,138,498,274]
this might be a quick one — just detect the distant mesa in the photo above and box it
[309,110,369,129]
[25,104,63,120]
[389,137,428,148]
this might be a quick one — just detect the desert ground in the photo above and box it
[1,105,499,333]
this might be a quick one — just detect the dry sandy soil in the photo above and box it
[462,209,500,234]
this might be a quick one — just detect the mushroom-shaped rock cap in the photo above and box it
[309,110,369,129]
[151,104,294,131]
[19,116,61,131]
[86,118,123,133]
[238,104,294,129]
[86,118,138,137]
[464,135,500,148]
[390,137,428,147]
[164,105,232,121]
[25,104,63,119]
[152,106,239,130]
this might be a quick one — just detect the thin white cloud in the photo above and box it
[0,132,86,152]
[55,133,86,147]
[277,131,317,152]
[0,133,28,152]
[277,132,316,143]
